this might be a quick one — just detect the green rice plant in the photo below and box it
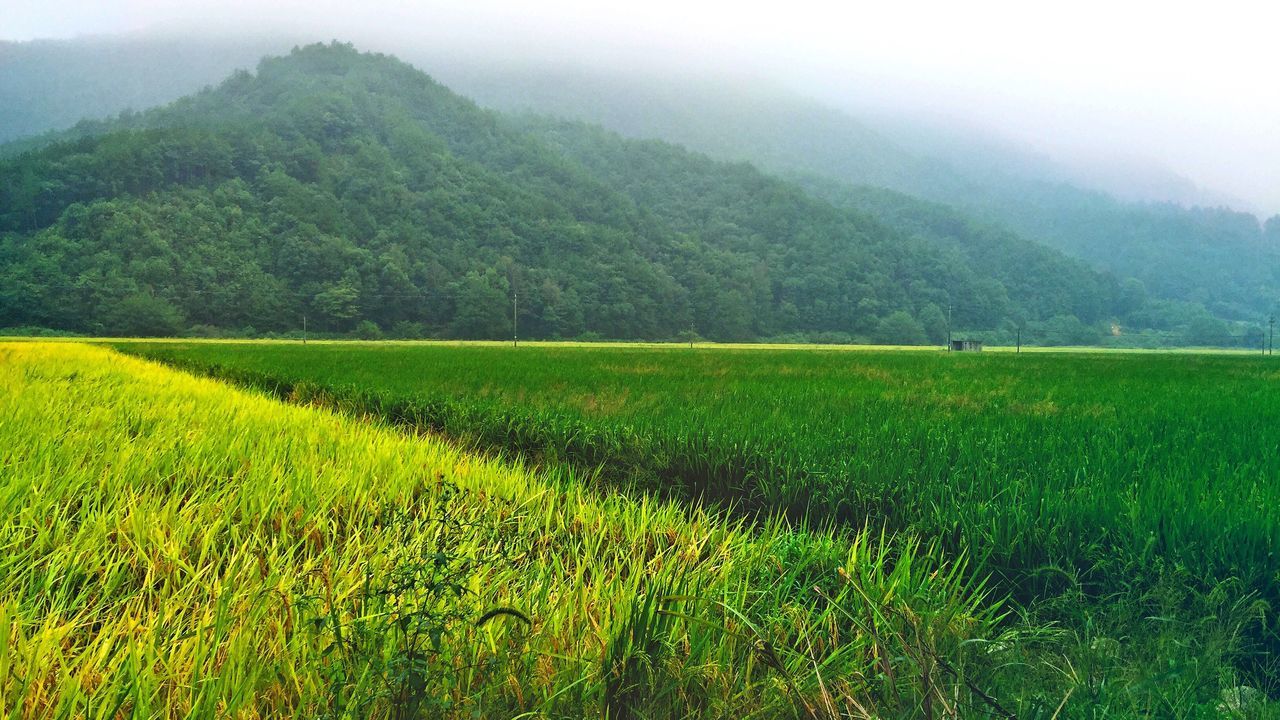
[0,342,1007,717]
[114,339,1280,709]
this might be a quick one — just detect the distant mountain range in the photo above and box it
[0,43,1130,342]
[430,62,1280,321]
[1,36,1277,343]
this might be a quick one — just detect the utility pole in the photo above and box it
[1270,315,1275,356]
[947,301,953,352]
[512,290,518,348]
[302,313,307,345]
[1016,327,1021,354]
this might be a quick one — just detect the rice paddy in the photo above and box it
[0,342,1005,718]
[120,342,1280,606]
[4,340,1279,716]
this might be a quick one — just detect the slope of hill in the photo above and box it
[440,64,1280,321]
[3,34,1275,336]
[0,43,1120,341]
[520,118,1119,336]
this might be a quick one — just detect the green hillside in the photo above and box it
[4,36,1277,341]
[0,43,1120,341]
[451,65,1280,321]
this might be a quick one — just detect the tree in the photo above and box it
[1185,315,1231,347]
[1118,278,1147,316]
[1041,314,1101,346]
[449,271,509,339]
[354,320,383,340]
[103,292,185,336]
[1243,325,1266,349]
[919,303,948,345]
[676,327,702,347]
[1264,216,1280,245]
[874,311,927,346]
[1,42,1249,346]
[313,279,360,331]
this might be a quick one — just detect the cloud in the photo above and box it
[5,0,1279,214]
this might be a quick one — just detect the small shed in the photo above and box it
[950,339,983,352]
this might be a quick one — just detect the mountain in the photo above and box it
[0,43,1123,342]
[853,110,1251,211]
[3,35,1276,333]
[421,63,1280,320]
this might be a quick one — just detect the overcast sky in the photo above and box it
[6,0,1280,215]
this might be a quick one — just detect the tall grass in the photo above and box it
[1,342,1007,717]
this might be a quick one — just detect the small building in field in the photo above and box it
[950,339,983,352]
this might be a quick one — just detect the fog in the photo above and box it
[7,0,1279,215]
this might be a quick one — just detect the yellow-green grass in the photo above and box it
[0,342,999,718]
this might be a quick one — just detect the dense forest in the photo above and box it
[452,66,1280,323]
[1,43,1145,342]
[4,37,1278,345]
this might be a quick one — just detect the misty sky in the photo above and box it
[6,0,1280,215]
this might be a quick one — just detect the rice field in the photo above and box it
[119,342,1280,605]
[0,342,1011,718]
[5,340,1279,716]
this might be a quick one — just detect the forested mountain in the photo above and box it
[4,35,1277,340]
[519,119,1119,339]
[442,65,1280,321]
[0,43,1123,341]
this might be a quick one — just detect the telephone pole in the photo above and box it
[1270,315,1275,356]
[512,290,518,348]
[302,313,307,345]
[947,301,953,352]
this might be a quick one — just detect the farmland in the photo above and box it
[121,342,1280,596]
[3,339,1278,716]
[0,341,997,718]
[111,340,1280,712]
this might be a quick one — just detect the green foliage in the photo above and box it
[314,279,362,331]
[103,291,186,336]
[1037,314,1103,346]
[873,310,927,345]
[460,67,1280,324]
[448,271,509,340]
[1186,314,1233,347]
[300,484,529,719]
[918,303,948,344]
[5,38,1277,339]
[1,43,1133,343]
[354,319,384,340]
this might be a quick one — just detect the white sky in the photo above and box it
[5,0,1280,215]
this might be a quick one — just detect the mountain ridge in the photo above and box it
[1,42,1127,343]
[4,34,1277,334]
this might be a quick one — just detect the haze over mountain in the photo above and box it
[7,0,1278,216]
[0,34,287,147]
[2,15,1278,344]
[3,43,1135,343]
